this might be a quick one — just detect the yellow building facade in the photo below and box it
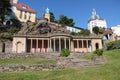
[10,0,36,22]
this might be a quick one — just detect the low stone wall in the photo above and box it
[57,56,107,68]
[0,53,107,72]
[0,41,12,53]
[0,53,59,60]
[0,64,64,72]
[91,56,107,64]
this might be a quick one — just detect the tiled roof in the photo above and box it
[104,29,113,35]
[10,2,36,13]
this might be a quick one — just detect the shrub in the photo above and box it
[79,30,90,36]
[93,49,103,56]
[93,26,99,34]
[106,40,120,50]
[70,32,77,35]
[60,49,70,57]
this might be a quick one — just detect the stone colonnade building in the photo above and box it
[12,32,103,53]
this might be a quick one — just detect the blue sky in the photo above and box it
[19,0,120,29]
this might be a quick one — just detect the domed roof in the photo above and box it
[89,9,102,21]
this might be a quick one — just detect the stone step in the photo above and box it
[71,59,94,67]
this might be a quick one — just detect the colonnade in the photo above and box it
[27,37,71,53]
[72,40,91,52]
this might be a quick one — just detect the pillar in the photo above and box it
[82,40,84,48]
[86,40,88,53]
[59,37,61,52]
[77,40,79,52]
[48,39,49,52]
[64,38,66,49]
[77,40,79,49]
[69,38,70,51]
[54,38,55,52]
[31,39,33,52]
[36,39,38,53]
[50,39,51,52]
[42,39,44,52]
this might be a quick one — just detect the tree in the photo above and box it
[93,26,99,34]
[99,27,105,34]
[58,15,75,27]
[50,12,55,22]
[79,30,90,36]
[0,0,12,23]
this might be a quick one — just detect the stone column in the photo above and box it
[86,40,88,48]
[36,39,38,53]
[59,37,61,52]
[77,40,79,52]
[48,39,49,52]
[77,40,79,49]
[86,40,88,53]
[82,40,84,48]
[42,39,44,52]
[31,39,33,53]
[69,38,71,51]
[50,39,51,52]
[54,38,55,52]
[64,38,66,49]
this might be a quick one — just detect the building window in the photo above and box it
[29,13,31,20]
[72,29,74,32]
[19,10,22,19]
[79,40,82,48]
[74,40,77,48]
[83,40,87,48]
[24,12,27,19]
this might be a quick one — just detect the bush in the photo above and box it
[93,26,99,34]
[60,49,70,57]
[106,40,120,50]
[70,32,77,35]
[93,49,103,56]
[79,30,90,36]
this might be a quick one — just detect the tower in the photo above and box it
[44,8,50,22]
[11,0,18,4]
[88,8,107,33]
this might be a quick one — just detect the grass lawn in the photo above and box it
[0,58,57,64]
[0,49,120,80]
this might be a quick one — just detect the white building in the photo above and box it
[111,25,120,40]
[88,9,107,33]
[66,26,83,33]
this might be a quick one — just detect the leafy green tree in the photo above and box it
[58,15,75,27]
[79,30,90,36]
[99,27,105,34]
[0,0,12,22]
[8,27,20,35]
[50,12,55,22]
[93,26,99,34]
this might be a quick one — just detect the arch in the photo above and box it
[16,41,22,53]
[95,43,99,50]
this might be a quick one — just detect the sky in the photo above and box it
[19,0,120,29]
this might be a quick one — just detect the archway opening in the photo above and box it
[95,43,99,50]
